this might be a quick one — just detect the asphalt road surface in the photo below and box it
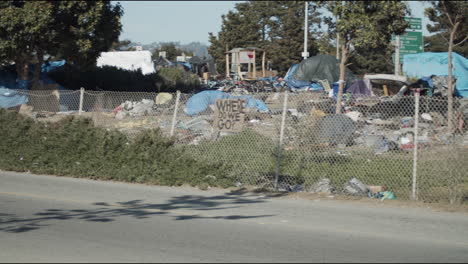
[1,170,467,263]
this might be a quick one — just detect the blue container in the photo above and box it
[332,82,347,98]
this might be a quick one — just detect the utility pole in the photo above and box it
[302,1,309,60]
[395,35,401,75]
[336,16,340,60]
[336,34,340,60]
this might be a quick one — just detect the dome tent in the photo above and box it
[292,54,358,90]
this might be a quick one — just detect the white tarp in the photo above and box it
[96,51,156,75]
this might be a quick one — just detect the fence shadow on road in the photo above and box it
[0,188,282,233]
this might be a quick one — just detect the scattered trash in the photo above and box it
[344,177,369,196]
[367,185,387,195]
[308,178,335,194]
[345,111,361,122]
[155,93,173,105]
[379,191,396,200]
[18,104,37,119]
[177,116,212,132]
[114,99,155,119]
[400,117,414,128]
[421,113,432,121]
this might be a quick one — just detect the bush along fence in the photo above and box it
[2,88,468,204]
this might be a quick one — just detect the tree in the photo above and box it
[110,39,133,51]
[0,1,123,89]
[425,1,467,132]
[424,33,468,57]
[152,43,193,61]
[322,1,409,113]
[208,1,321,76]
[348,44,395,76]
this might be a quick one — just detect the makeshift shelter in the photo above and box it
[0,61,67,109]
[96,50,156,75]
[154,56,173,71]
[189,56,218,78]
[403,52,468,98]
[292,54,358,90]
[226,47,273,80]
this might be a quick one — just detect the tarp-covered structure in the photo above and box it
[97,50,156,75]
[403,52,468,98]
[0,61,66,109]
[292,54,358,90]
[189,56,218,76]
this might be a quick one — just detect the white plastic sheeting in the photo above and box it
[96,51,156,75]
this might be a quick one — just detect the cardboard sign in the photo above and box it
[213,99,246,132]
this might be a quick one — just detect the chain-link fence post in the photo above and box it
[412,89,421,200]
[274,90,289,190]
[170,90,181,137]
[78,87,84,115]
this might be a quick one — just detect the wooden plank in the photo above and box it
[253,50,256,78]
[262,51,266,77]
[383,84,389,96]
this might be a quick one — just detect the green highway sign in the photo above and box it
[392,17,423,63]
[404,17,422,31]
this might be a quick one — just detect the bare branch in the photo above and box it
[439,32,450,43]
[454,35,468,47]
[442,1,455,27]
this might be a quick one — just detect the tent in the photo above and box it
[403,52,468,98]
[292,54,358,90]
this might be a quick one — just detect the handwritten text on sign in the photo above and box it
[214,99,246,132]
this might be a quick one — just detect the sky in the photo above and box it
[116,1,433,45]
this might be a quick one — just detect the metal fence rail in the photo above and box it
[10,88,468,204]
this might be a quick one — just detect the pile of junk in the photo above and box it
[111,52,468,150]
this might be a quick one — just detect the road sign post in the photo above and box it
[392,17,423,73]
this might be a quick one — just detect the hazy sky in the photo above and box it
[117,1,433,45]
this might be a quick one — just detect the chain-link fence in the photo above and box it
[9,88,468,204]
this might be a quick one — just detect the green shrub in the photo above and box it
[48,64,202,93]
[0,109,234,188]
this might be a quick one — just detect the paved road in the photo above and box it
[1,171,467,263]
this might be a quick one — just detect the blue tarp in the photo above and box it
[283,63,324,91]
[0,65,29,108]
[403,52,468,98]
[0,61,66,108]
[185,90,269,116]
[0,88,28,108]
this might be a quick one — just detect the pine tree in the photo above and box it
[208,1,321,76]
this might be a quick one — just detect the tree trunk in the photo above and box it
[447,22,459,133]
[335,41,348,114]
[15,58,29,84]
[32,49,44,90]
